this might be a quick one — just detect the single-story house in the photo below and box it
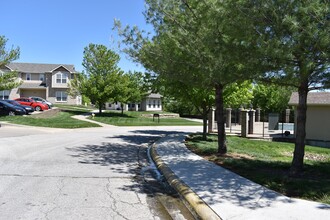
[0,62,81,105]
[106,93,162,112]
[288,92,330,147]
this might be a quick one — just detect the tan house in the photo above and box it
[289,92,330,147]
[0,62,81,105]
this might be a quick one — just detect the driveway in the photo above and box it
[0,124,201,219]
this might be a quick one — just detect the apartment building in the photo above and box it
[0,62,81,105]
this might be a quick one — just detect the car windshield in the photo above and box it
[0,101,16,108]
[38,98,45,102]
[8,100,20,105]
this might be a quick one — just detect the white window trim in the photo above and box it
[55,91,68,102]
[56,72,68,84]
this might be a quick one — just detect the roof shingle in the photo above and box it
[289,92,330,106]
[6,62,76,73]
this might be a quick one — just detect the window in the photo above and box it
[157,100,160,108]
[39,73,45,81]
[56,72,68,83]
[26,73,31,80]
[0,90,9,99]
[153,100,156,108]
[56,91,67,102]
[108,103,112,107]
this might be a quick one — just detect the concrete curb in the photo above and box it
[151,142,222,220]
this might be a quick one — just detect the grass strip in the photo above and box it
[186,134,330,204]
[0,106,100,128]
[90,111,202,126]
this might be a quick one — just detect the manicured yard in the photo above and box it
[0,105,201,128]
[186,134,330,204]
[0,105,100,128]
[89,111,202,126]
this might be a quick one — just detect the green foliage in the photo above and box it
[116,71,148,105]
[164,100,195,116]
[0,36,21,90]
[115,0,258,149]
[223,81,253,108]
[252,84,295,113]
[69,44,125,113]
[235,0,330,174]
[81,95,91,105]
[243,0,330,89]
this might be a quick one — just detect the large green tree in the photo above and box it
[252,84,295,114]
[115,71,148,114]
[0,36,21,90]
[69,44,125,114]
[159,76,215,140]
[234,0,330,175]
[116,0,257,153]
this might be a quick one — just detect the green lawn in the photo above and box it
[90,111,202,126]
[0,106,201,128]
[186,134,330,204]
[0,105,100,128]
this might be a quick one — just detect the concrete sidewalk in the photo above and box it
[71,111,116,128]
[151,134,330,220]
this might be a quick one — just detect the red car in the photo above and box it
[14,97,49,111]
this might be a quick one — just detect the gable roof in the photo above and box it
[6,62,76,73]
[289,92,330,106]
[146,93,162,99]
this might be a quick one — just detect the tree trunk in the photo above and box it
[215,84,227,154]
[121,104,124,115]
[290,84,308,176]
[202,107,208,140]
[98,102,102,114]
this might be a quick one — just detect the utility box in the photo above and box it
[268,113,279,130]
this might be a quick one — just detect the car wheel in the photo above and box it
[35,106,41,111]
[8,111,15,116]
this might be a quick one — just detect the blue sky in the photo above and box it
[0,0,150,72]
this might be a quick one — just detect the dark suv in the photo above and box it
[0,100,26,116]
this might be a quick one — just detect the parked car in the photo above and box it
[29,96,53,109]
[14,97,49,111]
[3,100,35,114]
[0,100,26,116]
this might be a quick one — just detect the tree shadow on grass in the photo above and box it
[196,151,330,204]
[95,111,134,118]
[60,109,90,115]
[157,134,330,210]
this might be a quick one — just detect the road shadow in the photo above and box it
[65,130,186,196]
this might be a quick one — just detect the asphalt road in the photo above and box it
[0,124,201,220]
